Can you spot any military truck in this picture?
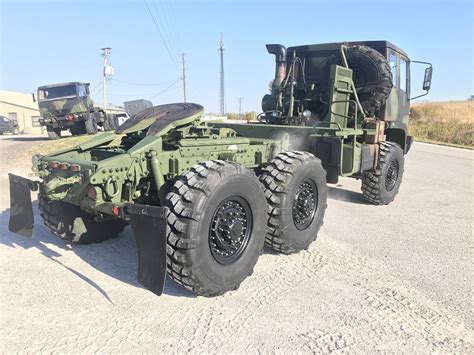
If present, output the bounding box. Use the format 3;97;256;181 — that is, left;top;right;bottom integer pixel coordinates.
9;41;431;297
35;82;117;139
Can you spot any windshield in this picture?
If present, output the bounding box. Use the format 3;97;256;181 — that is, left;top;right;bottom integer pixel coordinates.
38;84;77;101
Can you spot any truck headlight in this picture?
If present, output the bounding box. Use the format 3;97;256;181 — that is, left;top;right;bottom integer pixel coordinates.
303;109;312;118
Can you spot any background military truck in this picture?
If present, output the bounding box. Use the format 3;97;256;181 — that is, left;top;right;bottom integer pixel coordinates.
35;82;118;139
9;40;431;297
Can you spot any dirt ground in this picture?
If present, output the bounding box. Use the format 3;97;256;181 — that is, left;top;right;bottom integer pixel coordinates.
0;134;472;353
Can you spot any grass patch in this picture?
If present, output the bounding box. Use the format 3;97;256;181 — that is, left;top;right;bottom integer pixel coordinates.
409;101;474;147
21;135;92;161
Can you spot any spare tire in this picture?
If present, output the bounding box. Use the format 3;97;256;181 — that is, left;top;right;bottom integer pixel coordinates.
346;45;393;115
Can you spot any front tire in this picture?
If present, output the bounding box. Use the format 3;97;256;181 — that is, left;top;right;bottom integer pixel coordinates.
46;127;61;140
259;151;328;254
165;160;267;296
102;114;117;131
361;141;405;205
70;124;85;136
84;114;98;134
38;188;126;244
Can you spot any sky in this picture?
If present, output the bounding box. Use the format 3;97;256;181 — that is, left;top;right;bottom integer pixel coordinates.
0;0;473;114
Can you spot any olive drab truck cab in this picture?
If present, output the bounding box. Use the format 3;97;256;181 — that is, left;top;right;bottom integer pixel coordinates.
35;82;118;139
256;40;432;198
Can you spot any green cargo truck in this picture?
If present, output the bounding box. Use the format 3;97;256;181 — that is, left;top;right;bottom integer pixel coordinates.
36;82;117;139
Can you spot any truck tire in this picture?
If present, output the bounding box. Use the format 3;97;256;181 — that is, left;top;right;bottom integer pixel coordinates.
102;114;116;131
165;160;267;296
12;128;19;135
346;45;393;115
259;151;328;254
38;188;126;244
361;142;404;205
70;123;86;136
47;127;61;140
84;115;98;135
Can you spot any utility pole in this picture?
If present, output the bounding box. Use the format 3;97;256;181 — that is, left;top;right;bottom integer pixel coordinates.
218;33;225;115
181;53;187;103
238;97;243;120
101;47;112;114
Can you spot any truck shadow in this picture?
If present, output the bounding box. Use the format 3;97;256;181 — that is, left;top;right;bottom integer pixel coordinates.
0;203;196;301
327;186;369;205
5;136;49;142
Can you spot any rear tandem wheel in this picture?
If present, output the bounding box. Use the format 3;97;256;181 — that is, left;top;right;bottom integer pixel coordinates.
259;151;328;254
38;187;126;244
164;160;267;296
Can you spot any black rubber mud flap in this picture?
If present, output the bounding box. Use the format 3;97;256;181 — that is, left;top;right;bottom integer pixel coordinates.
8;173;38;238
127;204;168;296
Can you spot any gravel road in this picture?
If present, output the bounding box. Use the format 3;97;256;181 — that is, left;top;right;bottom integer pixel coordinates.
0;135;472;353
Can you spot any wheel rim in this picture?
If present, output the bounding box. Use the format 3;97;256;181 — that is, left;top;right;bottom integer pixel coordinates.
292;179;318;231
385;160;399;192
209;196;252;265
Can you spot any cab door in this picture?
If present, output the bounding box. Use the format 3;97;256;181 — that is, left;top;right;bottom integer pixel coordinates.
385;50;411;149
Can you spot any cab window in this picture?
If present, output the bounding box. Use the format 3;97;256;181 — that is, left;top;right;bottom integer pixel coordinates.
77;84;87;97
389;51;398;88
400;58;407;93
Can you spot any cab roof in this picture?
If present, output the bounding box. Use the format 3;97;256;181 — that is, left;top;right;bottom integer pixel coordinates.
38;82;90;90
289;40;409;59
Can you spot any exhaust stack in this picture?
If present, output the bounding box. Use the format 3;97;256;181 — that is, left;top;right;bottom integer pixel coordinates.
266;44;287;91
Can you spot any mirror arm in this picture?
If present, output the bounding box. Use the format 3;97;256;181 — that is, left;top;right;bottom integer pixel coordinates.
410;60;432;66
408;60;433;101
408;92;429;101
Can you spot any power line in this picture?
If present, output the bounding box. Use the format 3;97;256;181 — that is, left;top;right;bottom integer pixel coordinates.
90;81;102;92
155;85;182;101
151;0;179;60
111;78;178;86
143;0;180;73
162;0;179;53
92;85;103;100
154;0;179;59
149;79;181;99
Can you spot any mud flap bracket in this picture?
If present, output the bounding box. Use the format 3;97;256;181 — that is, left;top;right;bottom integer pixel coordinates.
126;203;168;296
8;173;38;238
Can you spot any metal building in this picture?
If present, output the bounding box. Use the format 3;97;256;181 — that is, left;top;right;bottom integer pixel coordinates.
0;91;43;134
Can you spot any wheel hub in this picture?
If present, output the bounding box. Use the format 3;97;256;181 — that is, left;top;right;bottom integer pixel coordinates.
292;180;318;230
209;197;252;264
385;160;399;192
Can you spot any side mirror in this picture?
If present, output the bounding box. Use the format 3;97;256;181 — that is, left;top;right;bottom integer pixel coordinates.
31;93;36;103
409;60;433;101
423;67;433;91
